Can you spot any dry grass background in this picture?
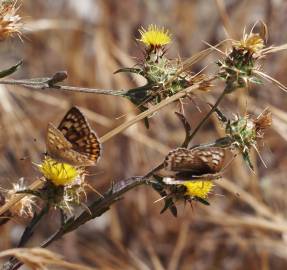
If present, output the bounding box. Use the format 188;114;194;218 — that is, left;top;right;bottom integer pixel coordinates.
1;0;287;269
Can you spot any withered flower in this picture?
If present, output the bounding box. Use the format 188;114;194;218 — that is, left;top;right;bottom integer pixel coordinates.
0;1;22;41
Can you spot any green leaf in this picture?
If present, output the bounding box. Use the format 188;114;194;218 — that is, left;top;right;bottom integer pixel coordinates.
243;151;254;171
0;60;23;78
144;117;150;129
114;67;144;76
160;198;177;217
152;183;177;217
213;136;234;148
194;196;210;205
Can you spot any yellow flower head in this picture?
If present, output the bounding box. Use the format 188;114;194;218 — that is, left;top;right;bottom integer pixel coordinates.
233;32;265;53
38;157;80;186
181;180;214;199
139;24;171;47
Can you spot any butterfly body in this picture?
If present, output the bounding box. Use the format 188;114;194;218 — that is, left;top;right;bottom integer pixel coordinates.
46;107;102;166
156;147;225;184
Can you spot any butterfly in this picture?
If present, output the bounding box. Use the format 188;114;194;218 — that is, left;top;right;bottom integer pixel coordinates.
46;106;102;166
156;146;225;184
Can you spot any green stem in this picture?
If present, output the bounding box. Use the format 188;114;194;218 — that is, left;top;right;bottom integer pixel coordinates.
187;87;227;145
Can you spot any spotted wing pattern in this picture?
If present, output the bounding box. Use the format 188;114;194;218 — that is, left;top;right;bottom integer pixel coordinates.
46;106;101;166
157;147;225;182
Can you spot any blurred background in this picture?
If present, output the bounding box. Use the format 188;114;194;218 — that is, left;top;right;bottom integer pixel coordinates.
1;0;287;269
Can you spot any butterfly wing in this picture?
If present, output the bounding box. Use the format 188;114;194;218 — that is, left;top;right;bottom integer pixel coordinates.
158;147;225;179
46;122;72;155
46;107;101;166
190;147;225;174
57;106;102;165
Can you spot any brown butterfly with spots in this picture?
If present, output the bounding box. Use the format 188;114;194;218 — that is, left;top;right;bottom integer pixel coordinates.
46;106;102;166
156;146;225;184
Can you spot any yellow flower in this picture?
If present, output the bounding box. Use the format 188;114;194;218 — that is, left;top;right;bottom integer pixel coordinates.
233;33;265;53
139;24;171;47
38;157;80;186
181;181;214;199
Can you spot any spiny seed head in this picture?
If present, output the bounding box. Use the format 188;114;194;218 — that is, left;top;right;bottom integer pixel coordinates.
226;115;257;150
226;109;272;151
217;25;268;91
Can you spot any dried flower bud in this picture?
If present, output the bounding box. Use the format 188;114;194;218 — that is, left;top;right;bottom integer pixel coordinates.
254;108;272;137
233;33;265;54
5;178;35;218
0;1;22;41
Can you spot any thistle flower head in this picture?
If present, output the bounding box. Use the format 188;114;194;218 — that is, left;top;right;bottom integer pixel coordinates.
0;0;22;41
38;157;81;186
223;108;272;170
233;32;265;54
217;23;269;92
182;180;214;199
139;24;171;48
226;108;272;150
155;178;215;215
36;157;90;214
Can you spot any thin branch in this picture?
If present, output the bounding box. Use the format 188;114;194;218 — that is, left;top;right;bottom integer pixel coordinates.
187;87;227;145
41;176;148;247
0;78;127;96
